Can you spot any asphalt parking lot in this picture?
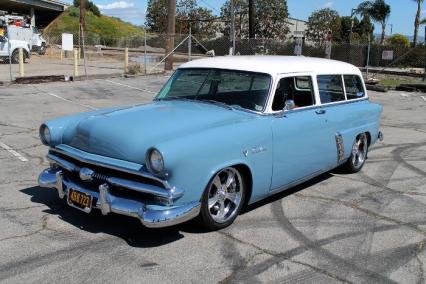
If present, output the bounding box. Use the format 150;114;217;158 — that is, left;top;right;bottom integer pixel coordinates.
0;76;425;283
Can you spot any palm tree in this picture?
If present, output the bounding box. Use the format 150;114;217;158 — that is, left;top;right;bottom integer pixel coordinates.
356;0;391;44
413;0;424;47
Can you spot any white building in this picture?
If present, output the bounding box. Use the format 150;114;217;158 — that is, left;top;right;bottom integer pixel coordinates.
286;17;308;40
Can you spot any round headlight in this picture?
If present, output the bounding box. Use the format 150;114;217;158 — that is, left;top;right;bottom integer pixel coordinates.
147;148;164;174
39;124;51;146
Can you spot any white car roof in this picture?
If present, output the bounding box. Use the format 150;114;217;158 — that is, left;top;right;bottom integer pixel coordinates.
179;56;362;77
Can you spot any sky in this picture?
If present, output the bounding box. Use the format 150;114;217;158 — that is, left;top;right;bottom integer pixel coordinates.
64;0;426;37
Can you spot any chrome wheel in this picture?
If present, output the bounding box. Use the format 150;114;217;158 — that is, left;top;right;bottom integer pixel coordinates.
207;167;243;224
351;134;368;169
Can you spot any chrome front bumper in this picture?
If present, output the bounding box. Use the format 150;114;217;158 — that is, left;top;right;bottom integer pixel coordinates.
38;168;201;228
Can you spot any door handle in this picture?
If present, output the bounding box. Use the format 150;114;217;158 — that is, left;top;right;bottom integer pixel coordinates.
315;109;326;115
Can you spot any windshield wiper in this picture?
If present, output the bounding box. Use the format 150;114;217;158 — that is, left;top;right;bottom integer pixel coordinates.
157;97;194;102
198;99;234;110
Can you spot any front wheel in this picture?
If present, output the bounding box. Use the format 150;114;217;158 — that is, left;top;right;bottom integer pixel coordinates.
38;44;46;55
341;133;369;173
199;167;246;230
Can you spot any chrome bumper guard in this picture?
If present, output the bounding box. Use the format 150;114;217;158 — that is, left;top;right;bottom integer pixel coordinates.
38;168;201;228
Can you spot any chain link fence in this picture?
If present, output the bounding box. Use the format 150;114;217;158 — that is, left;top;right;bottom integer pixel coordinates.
1;30;425;82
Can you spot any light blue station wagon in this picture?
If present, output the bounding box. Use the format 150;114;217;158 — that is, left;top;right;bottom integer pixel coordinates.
38;56;383;230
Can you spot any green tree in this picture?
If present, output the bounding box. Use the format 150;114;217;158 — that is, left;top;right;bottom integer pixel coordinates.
220;0;289;40
176;0;218;36
220;0;249;39
145;0;168;33
356;0;391;44
306;8;340;45
357;15;375;41
73;0;101;16
146;0;217;35
412;0;424;47
387;33;410;46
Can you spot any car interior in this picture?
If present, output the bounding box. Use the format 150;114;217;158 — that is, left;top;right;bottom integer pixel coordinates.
272;76;315;111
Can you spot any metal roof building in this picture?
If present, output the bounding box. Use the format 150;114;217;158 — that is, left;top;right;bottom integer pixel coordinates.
0;0;69;27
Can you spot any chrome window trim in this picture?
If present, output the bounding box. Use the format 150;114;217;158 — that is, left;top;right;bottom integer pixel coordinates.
268;97;369;117
266;72;319;114
343;74;367;101
316;73;368;107
49;146;171;189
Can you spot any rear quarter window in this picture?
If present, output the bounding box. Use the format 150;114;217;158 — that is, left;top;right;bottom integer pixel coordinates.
344;75;366;100
317;75;345;104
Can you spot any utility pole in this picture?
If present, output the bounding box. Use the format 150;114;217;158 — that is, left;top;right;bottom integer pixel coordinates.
165;0;176;71
80;0;85;30
248;0;255;39
80;0;88;78
230;0;236;55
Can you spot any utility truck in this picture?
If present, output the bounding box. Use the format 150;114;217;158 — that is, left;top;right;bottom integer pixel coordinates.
0;13;47;63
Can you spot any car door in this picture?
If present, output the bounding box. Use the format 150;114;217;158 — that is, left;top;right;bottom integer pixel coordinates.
270;73;336;191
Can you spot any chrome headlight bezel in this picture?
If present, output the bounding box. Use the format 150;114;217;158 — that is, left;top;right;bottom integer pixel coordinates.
39;124;51;146
146;148;165;174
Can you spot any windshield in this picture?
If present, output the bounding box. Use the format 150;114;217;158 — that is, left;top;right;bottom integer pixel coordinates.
156;68;272;112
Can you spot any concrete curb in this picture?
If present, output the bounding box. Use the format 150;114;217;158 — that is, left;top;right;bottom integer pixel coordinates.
1;71;167;86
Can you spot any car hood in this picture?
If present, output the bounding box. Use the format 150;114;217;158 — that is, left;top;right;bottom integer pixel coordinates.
63;101;255;164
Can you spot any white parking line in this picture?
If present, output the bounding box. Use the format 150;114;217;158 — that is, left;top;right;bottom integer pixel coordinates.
0;141;28;162
45;92;97;110
421;96;426;102
104;79;157;94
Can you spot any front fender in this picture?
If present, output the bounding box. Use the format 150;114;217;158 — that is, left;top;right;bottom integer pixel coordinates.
155;116;273;205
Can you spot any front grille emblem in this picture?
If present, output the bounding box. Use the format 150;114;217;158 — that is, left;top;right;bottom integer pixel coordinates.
79;167;94;181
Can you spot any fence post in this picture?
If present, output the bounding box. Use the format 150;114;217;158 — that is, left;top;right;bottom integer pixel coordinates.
60;48;64;61
73;48;79;77
144;29;147;74
19;48;24;77
366;35;371;79
423;26;426;81
188;26;192;62
124;47;129;73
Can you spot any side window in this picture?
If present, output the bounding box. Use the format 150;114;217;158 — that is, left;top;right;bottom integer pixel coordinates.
344;75;365;100
272;76;315;111
317;75;345;104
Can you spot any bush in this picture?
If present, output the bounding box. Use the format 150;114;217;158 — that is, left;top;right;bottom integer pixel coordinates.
387;34;410;47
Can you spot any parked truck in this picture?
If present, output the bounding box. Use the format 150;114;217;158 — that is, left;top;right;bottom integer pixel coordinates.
0;28;31;64
0;14;47;63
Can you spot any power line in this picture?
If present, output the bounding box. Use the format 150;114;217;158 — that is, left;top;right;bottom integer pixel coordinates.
199;0;221;15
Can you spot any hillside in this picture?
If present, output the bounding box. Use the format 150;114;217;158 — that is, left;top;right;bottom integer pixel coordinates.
44;6;145;44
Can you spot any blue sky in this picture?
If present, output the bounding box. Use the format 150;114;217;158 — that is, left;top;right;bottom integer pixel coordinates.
65;0;426;36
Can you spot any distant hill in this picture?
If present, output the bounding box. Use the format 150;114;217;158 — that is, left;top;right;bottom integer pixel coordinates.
374;33;425;43
44;6;145;44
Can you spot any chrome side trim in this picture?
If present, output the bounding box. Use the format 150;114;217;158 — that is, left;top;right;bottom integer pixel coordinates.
46;152;184;203
38;168;200;228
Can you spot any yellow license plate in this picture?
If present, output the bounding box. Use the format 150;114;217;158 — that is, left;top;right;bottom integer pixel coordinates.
68;188;92;212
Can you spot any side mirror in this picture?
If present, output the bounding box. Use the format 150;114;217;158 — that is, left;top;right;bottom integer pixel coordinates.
284;100;296;111
0;36;6;42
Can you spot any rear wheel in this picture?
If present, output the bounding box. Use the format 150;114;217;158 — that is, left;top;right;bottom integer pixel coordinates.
342;133;369;173
199;167;245;230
